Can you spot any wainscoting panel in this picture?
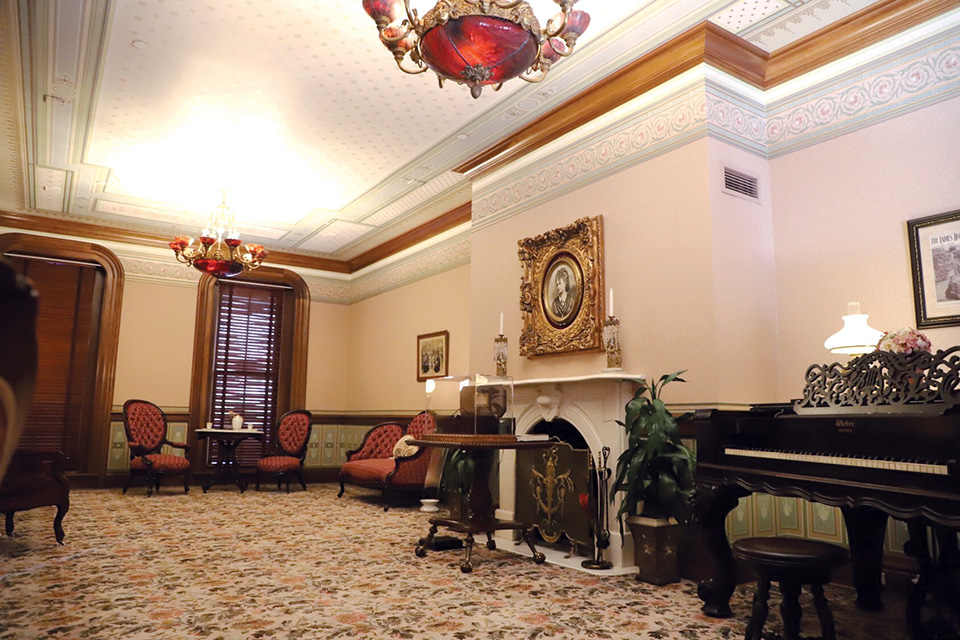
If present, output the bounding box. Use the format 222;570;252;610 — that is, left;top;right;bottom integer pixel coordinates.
106;418;189;472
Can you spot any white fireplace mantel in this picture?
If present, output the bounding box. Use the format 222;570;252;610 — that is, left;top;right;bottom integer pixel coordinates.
495;372;647;573
508;372;646;387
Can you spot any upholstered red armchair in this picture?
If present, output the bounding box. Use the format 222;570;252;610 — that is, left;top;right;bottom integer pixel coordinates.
338;411;437;511
255;410;312;492
122;399;191;496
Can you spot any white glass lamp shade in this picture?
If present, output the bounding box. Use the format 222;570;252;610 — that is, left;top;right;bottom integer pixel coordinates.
824;302;884;355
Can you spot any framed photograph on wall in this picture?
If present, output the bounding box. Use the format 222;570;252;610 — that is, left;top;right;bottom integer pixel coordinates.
908;209;960;328
417;330;449;381
518;216;604;356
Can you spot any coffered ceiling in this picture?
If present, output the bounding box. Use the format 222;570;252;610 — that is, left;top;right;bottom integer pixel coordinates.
0;0;884;266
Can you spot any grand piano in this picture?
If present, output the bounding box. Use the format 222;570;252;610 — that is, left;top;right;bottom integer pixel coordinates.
695;348;960;639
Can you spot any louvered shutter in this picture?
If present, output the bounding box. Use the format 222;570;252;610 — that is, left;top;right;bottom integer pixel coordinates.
6;255;101;470
207;281;287;466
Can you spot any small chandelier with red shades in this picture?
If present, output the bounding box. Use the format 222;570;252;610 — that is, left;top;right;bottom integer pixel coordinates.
169;193;267;278
363;0;590;99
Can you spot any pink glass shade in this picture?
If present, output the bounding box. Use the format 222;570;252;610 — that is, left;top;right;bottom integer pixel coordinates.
380;25;417;53
420;15;538;90
561;10;590;41
542;37;566;63
192;259;244;278
363;0;403;24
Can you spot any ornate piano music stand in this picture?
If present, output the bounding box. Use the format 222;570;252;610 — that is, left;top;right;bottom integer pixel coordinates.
695;349;960;640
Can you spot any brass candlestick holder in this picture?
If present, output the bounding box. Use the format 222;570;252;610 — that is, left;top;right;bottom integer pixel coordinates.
603;316;622;371
494;334;508;377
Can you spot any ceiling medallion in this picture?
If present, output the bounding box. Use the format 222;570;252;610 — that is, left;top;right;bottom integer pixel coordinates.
169;193;267;278
363;0;590;99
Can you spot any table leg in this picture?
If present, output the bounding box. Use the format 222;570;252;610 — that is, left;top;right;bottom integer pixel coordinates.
415;524;438;558
461;533;475;573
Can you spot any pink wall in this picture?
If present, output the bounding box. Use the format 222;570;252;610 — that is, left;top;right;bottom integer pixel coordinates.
771;96;960;398
345;264;471;412
305;300;349;412
470;138;780;405
114;279;197;406
707;138;780;404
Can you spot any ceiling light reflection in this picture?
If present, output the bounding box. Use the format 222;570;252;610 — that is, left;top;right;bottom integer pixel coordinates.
101;110;342;226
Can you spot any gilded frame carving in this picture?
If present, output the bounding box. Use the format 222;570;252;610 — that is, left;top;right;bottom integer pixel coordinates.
518;216;604;357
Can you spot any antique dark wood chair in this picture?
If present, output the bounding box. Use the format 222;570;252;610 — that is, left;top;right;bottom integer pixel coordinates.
255;409;312;492
122;399;191;496
0;450;69;544
338;411;437;511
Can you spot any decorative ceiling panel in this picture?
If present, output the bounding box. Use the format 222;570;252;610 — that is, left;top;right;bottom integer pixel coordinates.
715;0;886;52
300;220;377;254
2;0;904;266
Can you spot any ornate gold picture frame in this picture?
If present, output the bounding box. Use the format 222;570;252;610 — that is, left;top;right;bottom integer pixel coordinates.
518;216;604;357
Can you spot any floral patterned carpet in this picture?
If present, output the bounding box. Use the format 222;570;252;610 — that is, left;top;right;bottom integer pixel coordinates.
0;484;907;639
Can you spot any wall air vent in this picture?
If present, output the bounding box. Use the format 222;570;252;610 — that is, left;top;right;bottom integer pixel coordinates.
723;167;759;200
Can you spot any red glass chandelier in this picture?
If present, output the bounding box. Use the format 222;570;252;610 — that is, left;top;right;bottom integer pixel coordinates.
169;193;267;278
363;0;590;98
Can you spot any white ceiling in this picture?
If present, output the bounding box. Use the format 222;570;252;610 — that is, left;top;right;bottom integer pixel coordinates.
3;0;882;262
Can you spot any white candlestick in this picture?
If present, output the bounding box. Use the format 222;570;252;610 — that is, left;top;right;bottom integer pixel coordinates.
608;288;614;317
499;311;504;336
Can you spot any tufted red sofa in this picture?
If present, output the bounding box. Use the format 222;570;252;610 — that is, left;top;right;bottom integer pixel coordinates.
337;411;437;511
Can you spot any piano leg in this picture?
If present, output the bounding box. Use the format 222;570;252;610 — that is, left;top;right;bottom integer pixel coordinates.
842;506;888;612
696;482;745;618
904;522;960;640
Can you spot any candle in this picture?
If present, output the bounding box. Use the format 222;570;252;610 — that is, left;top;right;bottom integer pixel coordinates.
499;311;504;336
608;288;614;317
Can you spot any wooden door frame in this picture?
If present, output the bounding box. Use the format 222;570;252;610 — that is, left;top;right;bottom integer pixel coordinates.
0;232;124;485
187;267;310;471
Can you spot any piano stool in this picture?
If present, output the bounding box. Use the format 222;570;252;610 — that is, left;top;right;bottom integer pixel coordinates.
733;537;849;640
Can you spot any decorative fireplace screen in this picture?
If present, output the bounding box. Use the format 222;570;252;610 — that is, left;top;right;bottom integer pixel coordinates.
516;438;592;556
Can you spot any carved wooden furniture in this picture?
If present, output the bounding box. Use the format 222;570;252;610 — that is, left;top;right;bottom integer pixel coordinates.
122;399;191;496
0;257;38;486
695;349;960;640
255;410;312;492
0;450;70;544
337;411;437;511
733;537;848;640
196;428;264;493
411;434;551;573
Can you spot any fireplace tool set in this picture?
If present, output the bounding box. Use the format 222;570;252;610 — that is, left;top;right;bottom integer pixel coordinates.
581;446;612;570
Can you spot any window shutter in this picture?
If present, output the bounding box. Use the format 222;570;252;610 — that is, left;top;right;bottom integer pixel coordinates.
208;281;287;466
6;256;101;470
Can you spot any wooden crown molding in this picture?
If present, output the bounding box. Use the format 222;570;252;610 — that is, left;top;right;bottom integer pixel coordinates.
454;22;767;179
456;0;955;179
346;201;471;272
0;201;471;275
764;0;959;86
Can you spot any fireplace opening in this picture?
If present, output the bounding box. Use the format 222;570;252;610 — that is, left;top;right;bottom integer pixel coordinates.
516;419;593;558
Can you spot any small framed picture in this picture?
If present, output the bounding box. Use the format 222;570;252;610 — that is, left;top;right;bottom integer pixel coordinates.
417;330;449;381
908;210;960;328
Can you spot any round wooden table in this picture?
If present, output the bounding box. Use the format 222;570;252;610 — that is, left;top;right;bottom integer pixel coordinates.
196;428;264;493
409;434;553;573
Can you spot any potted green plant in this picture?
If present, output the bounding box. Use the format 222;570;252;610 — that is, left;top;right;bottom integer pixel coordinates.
612;371;696;584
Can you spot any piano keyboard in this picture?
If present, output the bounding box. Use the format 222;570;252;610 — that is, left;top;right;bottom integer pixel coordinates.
725;448;950;476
